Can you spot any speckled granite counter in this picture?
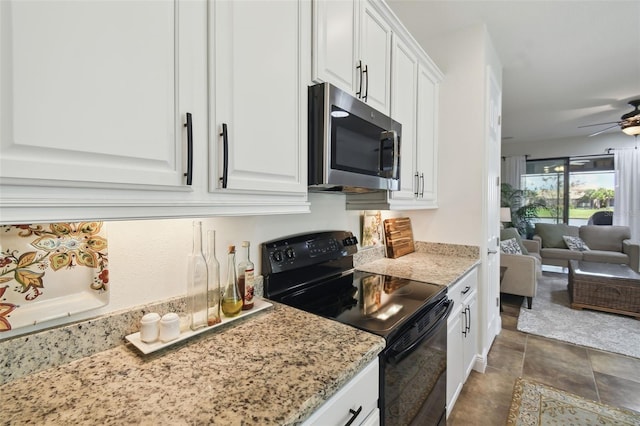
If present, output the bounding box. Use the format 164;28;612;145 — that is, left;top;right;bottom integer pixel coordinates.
1;302;385;425
355;242;480;287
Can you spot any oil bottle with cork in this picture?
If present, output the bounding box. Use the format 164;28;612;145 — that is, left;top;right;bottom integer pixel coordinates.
237;240;254;310
221;245;243;317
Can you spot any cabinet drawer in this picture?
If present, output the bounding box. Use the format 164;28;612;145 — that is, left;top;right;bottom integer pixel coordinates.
303;358;379;426
448;268;478;309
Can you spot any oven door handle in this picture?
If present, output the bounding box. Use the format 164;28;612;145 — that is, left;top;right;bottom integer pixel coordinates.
388;299;453;365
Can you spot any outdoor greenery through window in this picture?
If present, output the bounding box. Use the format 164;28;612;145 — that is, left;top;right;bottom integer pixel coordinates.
521;155;615;227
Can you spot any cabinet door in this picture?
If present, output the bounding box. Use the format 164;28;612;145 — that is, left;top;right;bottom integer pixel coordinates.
416;62;439;205
360;408;381;426
0;0;189;189
212;0;307;195
359;0;392;115
463;293;478;379
312;0;358;94
390;35;418;201
446;312;463;415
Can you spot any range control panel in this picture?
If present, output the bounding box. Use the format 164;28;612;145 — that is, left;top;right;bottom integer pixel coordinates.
261;231;358;275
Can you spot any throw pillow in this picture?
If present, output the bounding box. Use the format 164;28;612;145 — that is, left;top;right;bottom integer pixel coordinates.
563;235;590;251
500;238;522;255
500;227;529;255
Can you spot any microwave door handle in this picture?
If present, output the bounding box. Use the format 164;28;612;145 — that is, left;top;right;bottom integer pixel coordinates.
391;130;399;179
379;130;400;179
379;131;390;176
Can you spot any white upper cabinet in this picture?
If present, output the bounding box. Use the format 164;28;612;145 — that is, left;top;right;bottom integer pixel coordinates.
346;20;442;211
358;0;392;115
389;31;441;208
390;35;418;201
0;0;206;223
210;0;309;197
0;0;310;223
415;60;440;206
313;0;391;115
312;0;358;94
0;0;191;190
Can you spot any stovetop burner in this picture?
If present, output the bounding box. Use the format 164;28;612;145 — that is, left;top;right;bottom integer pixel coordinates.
279;270;446;339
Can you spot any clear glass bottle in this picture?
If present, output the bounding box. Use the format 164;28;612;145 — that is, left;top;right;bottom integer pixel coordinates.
205;229;221;326
221;245;243;317
237;240;255;310
187;221;208;330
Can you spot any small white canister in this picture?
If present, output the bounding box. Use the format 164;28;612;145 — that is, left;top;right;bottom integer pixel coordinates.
139;313;161;343
159;312;181;342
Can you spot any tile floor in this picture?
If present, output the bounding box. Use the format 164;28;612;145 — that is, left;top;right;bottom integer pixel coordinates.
447;286;640;425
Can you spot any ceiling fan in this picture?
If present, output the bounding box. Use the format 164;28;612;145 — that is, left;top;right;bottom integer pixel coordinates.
579;99;640;137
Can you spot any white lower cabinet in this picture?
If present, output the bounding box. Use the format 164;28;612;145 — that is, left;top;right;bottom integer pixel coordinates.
446;268;478;417
303;358;379;426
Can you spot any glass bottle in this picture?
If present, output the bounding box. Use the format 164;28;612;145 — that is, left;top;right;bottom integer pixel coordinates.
205;229;221;326
221;245;243;317
187;221;208;330
237;240;255;310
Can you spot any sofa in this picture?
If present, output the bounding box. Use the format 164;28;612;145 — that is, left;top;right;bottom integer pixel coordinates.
499;228;541;309
533;223;640;272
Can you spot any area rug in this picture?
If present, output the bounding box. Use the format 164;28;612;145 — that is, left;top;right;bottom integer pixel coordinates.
507;377;640;425
517;272;640;359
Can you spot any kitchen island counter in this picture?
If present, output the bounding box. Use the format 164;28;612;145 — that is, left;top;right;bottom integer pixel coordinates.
2;302;385;425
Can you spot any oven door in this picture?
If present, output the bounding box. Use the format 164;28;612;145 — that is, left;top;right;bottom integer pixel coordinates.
380;299;452;426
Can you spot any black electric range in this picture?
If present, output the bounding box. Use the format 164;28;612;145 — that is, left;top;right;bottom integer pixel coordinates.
262;230;452;426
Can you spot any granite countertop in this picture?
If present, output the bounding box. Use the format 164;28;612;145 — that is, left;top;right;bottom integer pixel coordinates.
356;251;480;287
1;302;385;425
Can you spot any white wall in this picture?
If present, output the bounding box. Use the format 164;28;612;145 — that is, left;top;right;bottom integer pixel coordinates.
1;193;363;339
108;192;364;308
406;24;492;247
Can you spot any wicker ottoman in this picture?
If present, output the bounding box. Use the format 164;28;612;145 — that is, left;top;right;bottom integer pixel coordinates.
568;260;640;319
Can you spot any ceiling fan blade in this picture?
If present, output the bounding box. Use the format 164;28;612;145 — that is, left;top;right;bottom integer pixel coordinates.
587;124;619;137
578;121;620;128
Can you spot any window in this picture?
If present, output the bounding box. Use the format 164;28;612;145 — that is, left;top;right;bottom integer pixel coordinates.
522;155;614;226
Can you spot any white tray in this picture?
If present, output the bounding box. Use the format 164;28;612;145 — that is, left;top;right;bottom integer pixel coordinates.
125;298;273;354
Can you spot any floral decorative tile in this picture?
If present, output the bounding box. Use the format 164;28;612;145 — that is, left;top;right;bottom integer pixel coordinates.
0;222;109;332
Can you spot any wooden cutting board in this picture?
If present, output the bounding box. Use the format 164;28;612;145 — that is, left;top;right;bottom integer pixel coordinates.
383;217;415;259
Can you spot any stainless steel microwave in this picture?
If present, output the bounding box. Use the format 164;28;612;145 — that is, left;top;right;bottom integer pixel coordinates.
308;82;401;193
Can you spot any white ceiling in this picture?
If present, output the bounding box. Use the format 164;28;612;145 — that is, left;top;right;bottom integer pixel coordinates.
385;0;640;145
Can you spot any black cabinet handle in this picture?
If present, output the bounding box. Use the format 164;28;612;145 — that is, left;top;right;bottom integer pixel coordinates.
461;286;471;295
219;123;228;189
356;60;363;98
363;64;369;102
344;406;363;426
462;307;467;337
420;173;425;197
184;112;193;186
414;172;419;197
